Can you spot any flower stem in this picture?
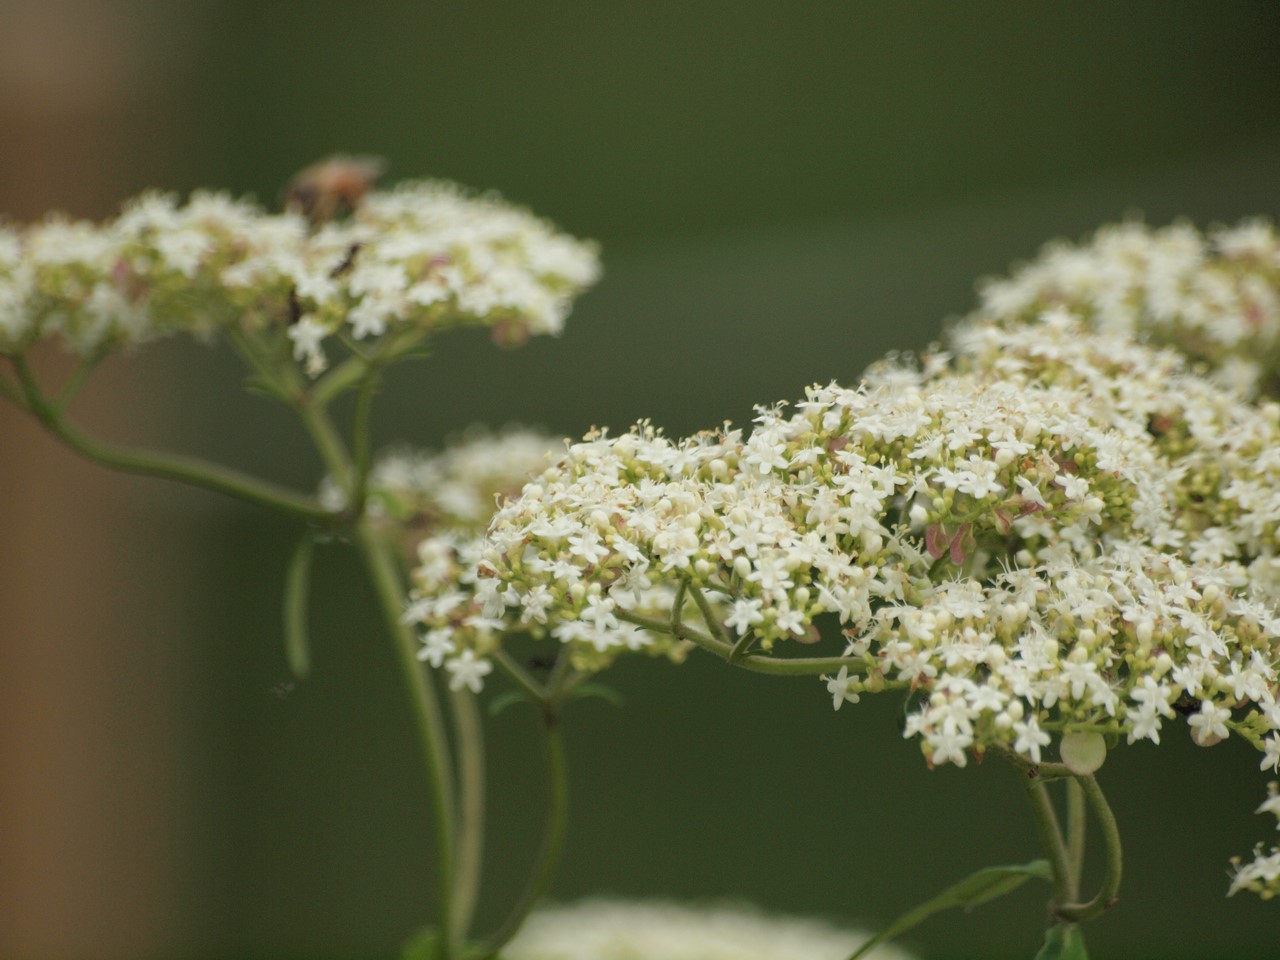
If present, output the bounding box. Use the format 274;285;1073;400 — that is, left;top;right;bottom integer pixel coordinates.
493;648;548;702
450;687;487;943
614;607;880;678
1022;775;1073;908
1065;778;1086;903
473;709;568;960
1055;774;1122;923
355;520;460;958
349;365;381;515
687;582;730;644
9;355;332;520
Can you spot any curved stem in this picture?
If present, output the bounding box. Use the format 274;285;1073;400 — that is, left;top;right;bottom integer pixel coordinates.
474;712;568;960
11;356;332;520
687;582;730;644
450;687;486;943
355;521;460;958
1024;778;1072;908
1055;774;1122;923
1065;778;1086;903
615;607;879;678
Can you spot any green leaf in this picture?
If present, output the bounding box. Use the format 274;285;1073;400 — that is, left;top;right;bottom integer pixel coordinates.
846;860;1052;960
488;689;533;717
400;927;441;960
1034;923;1089;960
569;682;625;708
283;533;315;680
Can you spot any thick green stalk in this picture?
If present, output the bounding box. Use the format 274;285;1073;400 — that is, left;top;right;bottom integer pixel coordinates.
1065;779;1086;903
1022;776;1072;908
349;367;381;515
292;394;355;493
355;521;460;958
450;687;486;942
288;376;462;956
473;713;568;960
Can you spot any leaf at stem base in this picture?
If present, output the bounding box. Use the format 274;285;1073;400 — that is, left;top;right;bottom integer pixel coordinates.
846;859;1052;960
1034;923;1089;960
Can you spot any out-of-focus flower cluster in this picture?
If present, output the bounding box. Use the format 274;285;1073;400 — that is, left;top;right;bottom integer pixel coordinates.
458;312;1280;784
398;428;696;693
503;900;917;960
973;219;1280;397
322;426;563;534
0;181;599;373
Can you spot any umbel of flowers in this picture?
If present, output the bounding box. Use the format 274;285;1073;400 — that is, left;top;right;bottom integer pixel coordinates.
0;164;599;375
409;307;1280;936
432;311;1280;767
7;154;1280;958
0;161;605;960
973;219;1280;397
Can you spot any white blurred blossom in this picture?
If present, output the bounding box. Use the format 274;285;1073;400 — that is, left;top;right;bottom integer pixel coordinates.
504;900;917;960
0;179;600;370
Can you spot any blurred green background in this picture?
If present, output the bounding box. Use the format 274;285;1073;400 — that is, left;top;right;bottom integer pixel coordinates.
3;2;1280;958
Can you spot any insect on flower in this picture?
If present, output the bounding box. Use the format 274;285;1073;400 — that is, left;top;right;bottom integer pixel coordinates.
284;154;386;224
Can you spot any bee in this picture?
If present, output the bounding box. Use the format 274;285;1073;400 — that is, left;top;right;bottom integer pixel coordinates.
284;154;386;225
270;680;296;700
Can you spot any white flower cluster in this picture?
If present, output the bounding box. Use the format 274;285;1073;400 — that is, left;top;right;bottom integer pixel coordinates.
504;900;916;960
322;426;563;532
974;219;1280;396
462;312;1280;781
399;428;696;693
1230;783;1280;899
0;180;599;372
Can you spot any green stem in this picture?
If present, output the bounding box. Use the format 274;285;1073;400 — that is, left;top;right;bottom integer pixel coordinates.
349;366;381;516
669;580;687;633
473;713;568;960
293;394;355;492
52;348;109;411
312;352;370;407
493;648;548;702
1055;774;1122;923
1022;776;1072;908
687;581;730;644
615;607;879;678
450;687;486;943
355;521;460;959
1065;779;1086;903
11;356;332;520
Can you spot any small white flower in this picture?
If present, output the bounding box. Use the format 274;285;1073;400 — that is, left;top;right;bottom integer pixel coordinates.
445;649;493;693
824;667;860;711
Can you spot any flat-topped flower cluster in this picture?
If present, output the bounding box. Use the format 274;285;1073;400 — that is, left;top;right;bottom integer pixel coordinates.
0;181;599;373
398;428;697;693
974;219;1280;396
412;311;1280;781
